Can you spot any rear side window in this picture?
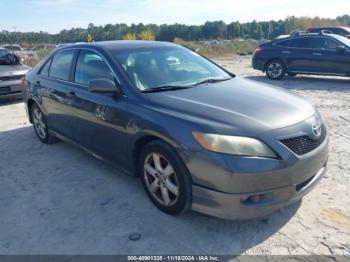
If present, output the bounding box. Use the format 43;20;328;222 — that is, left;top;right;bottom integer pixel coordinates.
289;37;312;48
275;40;291;47
74;50;114;86
310;37;326;49
49;50;75;81
39;59;51;76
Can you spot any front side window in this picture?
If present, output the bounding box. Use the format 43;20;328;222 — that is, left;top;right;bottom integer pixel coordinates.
114;46;231;91
74;50;115;86
49;50;75;81
332;35;350;47
323;38;339;49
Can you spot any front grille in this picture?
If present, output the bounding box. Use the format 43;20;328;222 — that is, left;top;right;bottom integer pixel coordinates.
280;126;326;156
0;86;11;94
0;75;24;81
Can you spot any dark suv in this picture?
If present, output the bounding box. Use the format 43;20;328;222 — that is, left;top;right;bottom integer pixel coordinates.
252;33;350;79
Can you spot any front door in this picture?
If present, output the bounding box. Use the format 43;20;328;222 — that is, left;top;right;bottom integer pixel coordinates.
68;49;130;168
316;37;350;75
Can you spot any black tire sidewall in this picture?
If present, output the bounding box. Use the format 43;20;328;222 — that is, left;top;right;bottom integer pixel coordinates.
266;60;286;80
31;104;50;144
139;140;192;215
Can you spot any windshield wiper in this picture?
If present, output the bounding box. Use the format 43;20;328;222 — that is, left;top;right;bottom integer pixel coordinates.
191;77;232;86
141;85;190;93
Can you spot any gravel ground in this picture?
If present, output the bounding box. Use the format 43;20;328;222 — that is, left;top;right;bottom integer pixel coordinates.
0;56;349;256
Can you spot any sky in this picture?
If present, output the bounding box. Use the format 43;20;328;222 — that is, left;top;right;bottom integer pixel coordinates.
1;0;349;33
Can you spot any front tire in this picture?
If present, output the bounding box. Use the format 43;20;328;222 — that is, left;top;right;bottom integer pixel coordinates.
31;104;58;144
139;140;192;215
265;60;286;80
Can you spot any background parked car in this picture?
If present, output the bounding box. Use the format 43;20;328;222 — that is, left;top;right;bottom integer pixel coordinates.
0;48;30;99
2;44;23;57
252;32;350;79
307;26;350;39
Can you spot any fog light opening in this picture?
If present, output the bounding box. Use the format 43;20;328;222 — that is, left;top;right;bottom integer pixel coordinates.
241;193;274;205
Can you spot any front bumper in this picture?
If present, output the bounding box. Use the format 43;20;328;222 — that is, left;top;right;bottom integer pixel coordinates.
191;164;326;219
186;116;329;219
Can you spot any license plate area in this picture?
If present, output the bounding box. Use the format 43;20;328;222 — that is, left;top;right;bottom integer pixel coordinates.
0;86;11;94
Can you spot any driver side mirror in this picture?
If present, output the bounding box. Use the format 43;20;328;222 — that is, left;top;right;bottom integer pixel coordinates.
88;79;122;95
336;45;346;54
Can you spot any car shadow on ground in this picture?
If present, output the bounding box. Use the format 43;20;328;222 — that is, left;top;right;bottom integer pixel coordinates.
0;126;301;255
0;97;23;106
245;75;350;91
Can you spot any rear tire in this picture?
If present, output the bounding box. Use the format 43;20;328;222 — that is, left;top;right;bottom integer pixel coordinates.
265;60;286;80
139;140;192;215
30;104;59;144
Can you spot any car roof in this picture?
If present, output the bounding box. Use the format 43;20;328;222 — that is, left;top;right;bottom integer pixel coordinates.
58;40;178;52
272;33;339;42
309;26;349;29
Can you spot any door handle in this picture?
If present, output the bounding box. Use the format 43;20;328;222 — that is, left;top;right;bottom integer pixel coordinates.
312;52;322;56
282;50;291;54
67;91;76;97
65;91;75;105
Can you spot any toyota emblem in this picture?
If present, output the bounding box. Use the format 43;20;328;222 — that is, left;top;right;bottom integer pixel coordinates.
312;122;322;139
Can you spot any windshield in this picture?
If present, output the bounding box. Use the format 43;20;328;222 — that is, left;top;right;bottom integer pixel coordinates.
113;46;232;91
333;35;350;47
0;49;10;59
0;49;12;65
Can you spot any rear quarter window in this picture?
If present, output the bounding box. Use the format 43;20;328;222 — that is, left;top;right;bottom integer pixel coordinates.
39;59;51;76
274;40;291;47
289;37;312;48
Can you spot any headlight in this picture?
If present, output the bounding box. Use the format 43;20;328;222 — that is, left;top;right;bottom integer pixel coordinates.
192;132;277;158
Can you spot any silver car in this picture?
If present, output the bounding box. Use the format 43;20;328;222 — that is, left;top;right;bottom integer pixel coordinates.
0;48;30;99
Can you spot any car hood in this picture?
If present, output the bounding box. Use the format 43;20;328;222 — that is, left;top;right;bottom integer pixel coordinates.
0;64;30;77
144;77;315;135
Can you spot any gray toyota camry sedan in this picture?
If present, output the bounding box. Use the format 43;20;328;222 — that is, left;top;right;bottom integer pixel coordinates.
23;41;328;219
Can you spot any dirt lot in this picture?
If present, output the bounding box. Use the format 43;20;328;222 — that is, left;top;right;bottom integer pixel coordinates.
0;56;349;256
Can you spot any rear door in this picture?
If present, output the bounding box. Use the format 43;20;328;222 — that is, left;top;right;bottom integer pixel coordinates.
68;49;130;168
38;49;76;139
286;37;321;72
275;37;317;72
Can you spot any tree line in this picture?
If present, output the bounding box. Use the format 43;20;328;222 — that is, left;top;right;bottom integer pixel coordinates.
1;15;349;45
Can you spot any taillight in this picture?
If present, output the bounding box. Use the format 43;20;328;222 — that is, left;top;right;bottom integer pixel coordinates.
254;47;264;54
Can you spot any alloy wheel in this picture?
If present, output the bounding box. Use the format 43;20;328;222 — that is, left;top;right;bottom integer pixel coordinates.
33;107;47;139
143;153;179;206
267;62;283;79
